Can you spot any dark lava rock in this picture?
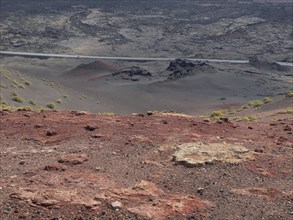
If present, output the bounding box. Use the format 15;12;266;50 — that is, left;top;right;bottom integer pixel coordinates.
166;59;214;80
84;125;97;131
220;117;229;122
255;148;264;153
46;131;57;136
249;56;288;71
112;67;152;81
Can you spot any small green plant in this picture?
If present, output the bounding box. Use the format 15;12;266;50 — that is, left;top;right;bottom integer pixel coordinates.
277;110;293;115
12;80;19;86
18;84;25;89
263;97;272;104
99;112;115;116
20;78;31;86
0;103;36;111
29;99;36;106
4;74;11;80
35;106;44;113
12;79;25;89
286;90;293;97
0;83;7;89
247;100;263;108
63;95;68;99
210;111;224;118
56;99;62;104
11;96;25;103
46;103;55;109
24;79;31;86
16;106;32;111
242;115;257;121
233;116;242;121
10;91;24;103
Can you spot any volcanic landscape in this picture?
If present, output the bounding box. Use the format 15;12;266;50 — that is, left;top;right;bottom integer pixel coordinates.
0;0;292;219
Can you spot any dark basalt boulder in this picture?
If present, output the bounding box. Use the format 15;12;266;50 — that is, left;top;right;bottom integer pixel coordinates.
167;59;214;80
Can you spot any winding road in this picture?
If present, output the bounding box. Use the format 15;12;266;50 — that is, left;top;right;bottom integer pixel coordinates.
0;51;292;66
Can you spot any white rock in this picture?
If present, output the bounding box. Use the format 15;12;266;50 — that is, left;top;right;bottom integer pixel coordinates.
111;201;122;209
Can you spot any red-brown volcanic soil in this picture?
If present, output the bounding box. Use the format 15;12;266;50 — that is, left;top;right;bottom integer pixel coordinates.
0;109;292;219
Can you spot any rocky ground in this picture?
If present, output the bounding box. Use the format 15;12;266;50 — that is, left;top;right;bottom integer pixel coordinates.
0;104;292;219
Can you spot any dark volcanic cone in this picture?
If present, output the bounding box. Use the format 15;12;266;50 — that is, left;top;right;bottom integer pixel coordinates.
166;59;215;80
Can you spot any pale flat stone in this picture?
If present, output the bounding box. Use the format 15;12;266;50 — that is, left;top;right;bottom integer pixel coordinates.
172;142;253;167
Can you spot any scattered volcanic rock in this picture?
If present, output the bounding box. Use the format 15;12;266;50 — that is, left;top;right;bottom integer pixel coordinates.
112;66;152;81
166;59;214;80
95;180;211;219
58;154;89;165
84;125;97;131
44;163;66;171
46;130;57;136
172;142;253;167
231;187;293;200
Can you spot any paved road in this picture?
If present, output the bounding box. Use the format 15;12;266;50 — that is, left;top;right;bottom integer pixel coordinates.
1;51;292;66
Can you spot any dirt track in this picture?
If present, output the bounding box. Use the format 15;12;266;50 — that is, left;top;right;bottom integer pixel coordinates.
0;109;292;219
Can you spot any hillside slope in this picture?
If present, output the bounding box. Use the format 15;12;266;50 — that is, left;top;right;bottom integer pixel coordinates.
0;107;292;219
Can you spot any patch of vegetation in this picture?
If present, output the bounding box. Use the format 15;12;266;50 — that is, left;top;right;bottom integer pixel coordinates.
247;100;263;108
277;110;293;115
46;103;55;109
12;80;26;89
0;83;7;89
0;100;44;112
286;90;293;98
56;99;62;104
16;106;32;111
11;96;24;103
18;84;25;89
242;115;258;121
210;111;224;119
29;99;37;106
12;80;19;85
20;78;31;86
63;95;68;99
98;112;115;116
232;116;242;121
35;106;44;113
263;97;272;104
11;96;25;103
11;91;25;103
4;74;11;80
